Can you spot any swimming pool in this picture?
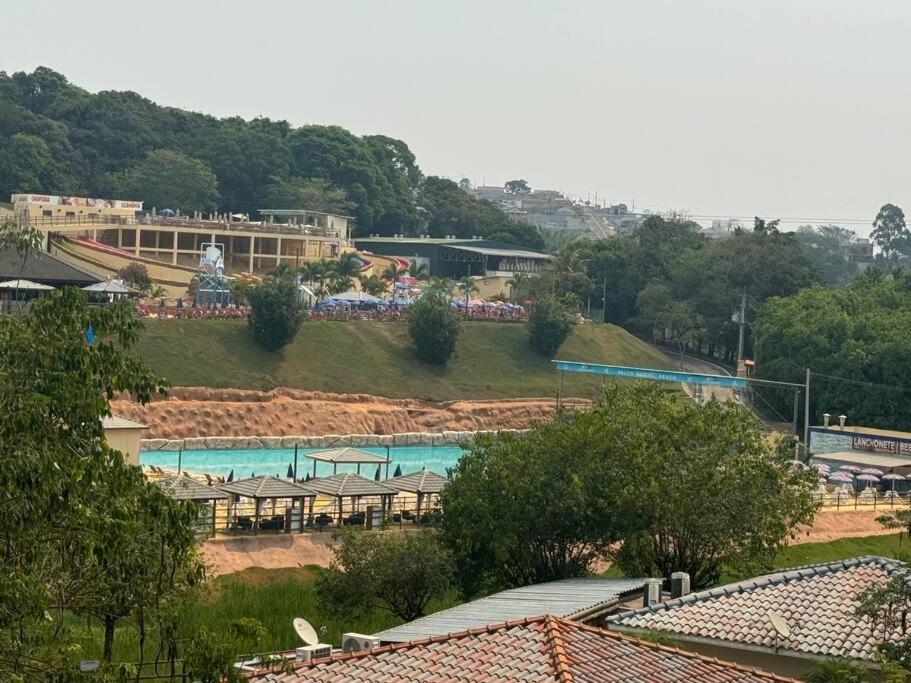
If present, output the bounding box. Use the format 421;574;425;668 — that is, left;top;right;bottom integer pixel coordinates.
140;445;466;478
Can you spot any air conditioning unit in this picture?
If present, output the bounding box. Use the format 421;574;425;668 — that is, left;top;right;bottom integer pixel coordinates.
342;633;381;653
296;644;333;662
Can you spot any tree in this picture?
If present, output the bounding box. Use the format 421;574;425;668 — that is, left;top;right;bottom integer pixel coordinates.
316;529;453;622
260;176;352;215
527;294;576;356
359;275;386;297
184;618;267;683
872;204;909;267
0;240;205;678
408;288;461;364
803;659;871;683
856;569;911;674
118;261;153;293
455;276;478;308
247;271;305;351
0;132;53;192
408;260;429;279
794;225;859;286
458;177;472;191
504;179;531;195
108;149;219;212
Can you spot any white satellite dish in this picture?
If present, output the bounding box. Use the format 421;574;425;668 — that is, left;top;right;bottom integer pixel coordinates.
768;611;791;640
294;617;319;646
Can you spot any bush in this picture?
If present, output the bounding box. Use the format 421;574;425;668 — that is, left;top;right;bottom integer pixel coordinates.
316;528;453;622
408;289;461;364
118;262;153;294
247;274;305;351
527;294;576;356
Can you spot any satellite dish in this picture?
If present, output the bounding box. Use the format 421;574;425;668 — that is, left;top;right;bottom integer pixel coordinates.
768;611;791;640
294;617;319;646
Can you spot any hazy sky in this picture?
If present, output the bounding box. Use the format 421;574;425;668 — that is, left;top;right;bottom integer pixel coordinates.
5;0;911;235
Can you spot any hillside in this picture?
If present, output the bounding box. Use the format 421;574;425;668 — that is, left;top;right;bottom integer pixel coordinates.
135;320;672;400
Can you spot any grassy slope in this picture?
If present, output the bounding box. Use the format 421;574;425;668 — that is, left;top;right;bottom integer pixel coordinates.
135;320;673;399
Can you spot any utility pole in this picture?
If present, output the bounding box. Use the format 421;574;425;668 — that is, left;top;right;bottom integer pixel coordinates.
602;276;607;323
736;292;746;372
802;368;811;459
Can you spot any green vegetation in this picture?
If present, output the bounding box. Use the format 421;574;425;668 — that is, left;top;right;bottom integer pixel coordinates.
247;271;305;351
754;272;911;430
527;294;578;357
441;384;816;595
134;320;673;398
0;67;542;248
408;288;462;365
770;533;905;570
317;529;453;622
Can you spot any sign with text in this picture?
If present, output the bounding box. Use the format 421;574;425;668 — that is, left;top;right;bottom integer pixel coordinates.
852;434;911;456
11;194;142;210
553;361;748;389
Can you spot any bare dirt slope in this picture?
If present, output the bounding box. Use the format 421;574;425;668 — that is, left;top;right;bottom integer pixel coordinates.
112;387;565;440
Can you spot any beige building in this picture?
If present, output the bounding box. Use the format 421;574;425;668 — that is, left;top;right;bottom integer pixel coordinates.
102;415;148;467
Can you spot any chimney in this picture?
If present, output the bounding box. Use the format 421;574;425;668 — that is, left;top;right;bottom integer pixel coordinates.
642;578;663;607
671;572;690;599
838;414;847;428
822;413;831;428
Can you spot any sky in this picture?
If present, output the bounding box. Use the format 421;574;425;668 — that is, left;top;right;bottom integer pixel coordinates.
5;0;911;235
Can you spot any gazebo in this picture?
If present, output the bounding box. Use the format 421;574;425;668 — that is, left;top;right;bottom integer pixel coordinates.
83;279;139;301
385;470;449;521
217;475;315;534
305;447;390;478
155;475;229;536
300;472;398;527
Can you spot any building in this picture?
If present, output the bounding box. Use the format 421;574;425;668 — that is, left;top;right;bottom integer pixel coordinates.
373;577;648;643
12;194;354;294
354;237;554;279
102;415;148;467
0;244;101;288
809;421;911;473
607;556;901;678
247;615;796;682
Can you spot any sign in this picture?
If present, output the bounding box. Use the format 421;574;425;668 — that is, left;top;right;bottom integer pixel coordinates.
553;360;748;389
852;434;911;456
11;193;142;210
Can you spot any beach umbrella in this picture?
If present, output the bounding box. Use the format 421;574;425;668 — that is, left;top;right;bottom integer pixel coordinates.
861;468;884;476
305;472;311;481
856;473;880;482
818;477;828;485
393;464;402;478
838;464;862;472
786;460;808;470
375;466;381;482
828;471;854;483
226;469;234;483
883;473;905;493
251;471;255;477
287;463;294;479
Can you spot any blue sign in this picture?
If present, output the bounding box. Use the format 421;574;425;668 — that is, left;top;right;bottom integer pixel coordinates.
553;360;748;389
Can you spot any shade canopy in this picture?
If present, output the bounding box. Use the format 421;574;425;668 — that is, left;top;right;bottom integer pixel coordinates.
156;475;229;501
828;472;854;483
882;473;906;481
860;468;884;476
384;470;449;495
0;278;54;291
217;475;315;499
82;279;137;294
839;464;862;472
300;472;398;498
819;451;911;470
305;447;389;465
856;474;881;482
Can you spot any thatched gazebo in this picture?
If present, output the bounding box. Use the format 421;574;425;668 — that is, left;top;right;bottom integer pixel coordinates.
300;472;398;527
155;475;230;536
384;470;448;521
217;475;315;533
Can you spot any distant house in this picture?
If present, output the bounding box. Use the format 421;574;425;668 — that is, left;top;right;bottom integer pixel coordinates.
102;415;148;467
607;556;903;678
247;615;796;682
0;244;101;288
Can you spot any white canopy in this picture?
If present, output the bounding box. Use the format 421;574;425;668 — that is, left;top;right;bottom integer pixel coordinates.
0;279;54;291
82;279;137;294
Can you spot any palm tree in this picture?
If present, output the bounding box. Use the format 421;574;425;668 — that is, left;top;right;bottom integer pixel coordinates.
803;658;869;683
299;261;317;285
408;260;429;280
335;253;361;279
359;275;385;297
506;272;528;302
330;275;353;294
382;261;409;297
456;276;479;310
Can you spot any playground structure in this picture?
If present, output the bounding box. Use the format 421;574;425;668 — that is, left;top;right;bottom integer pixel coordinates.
193;243;232;308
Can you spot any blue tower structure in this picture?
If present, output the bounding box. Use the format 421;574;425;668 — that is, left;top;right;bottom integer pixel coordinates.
193;243;232;308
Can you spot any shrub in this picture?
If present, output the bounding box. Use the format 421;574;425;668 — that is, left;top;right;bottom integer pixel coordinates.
527;294;576;356
118;262;153;294
247;273;305;351
408;288;461;364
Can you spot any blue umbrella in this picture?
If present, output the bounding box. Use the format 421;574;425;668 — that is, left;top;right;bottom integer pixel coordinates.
226;469;234;482
287;463;294;479
393;464;402;477
375;466;381;482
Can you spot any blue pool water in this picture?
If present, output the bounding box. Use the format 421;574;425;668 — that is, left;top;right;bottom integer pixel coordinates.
140;445;466;478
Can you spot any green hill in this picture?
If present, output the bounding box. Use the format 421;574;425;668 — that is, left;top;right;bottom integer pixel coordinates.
135;320;673;400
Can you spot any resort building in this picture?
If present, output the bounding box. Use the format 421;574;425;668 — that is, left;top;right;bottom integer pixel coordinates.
606;555;901;678
809;420;911;473
101;415;148;467
247;615;795;682
11;193;355;294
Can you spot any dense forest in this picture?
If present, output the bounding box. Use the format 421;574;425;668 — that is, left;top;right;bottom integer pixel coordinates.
0;67;543;249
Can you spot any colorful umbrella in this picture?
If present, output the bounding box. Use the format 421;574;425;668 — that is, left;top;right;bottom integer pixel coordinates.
838;465;862;472
882;473;906;481
856;473;880;482
828;471;854;483
860;468;884;476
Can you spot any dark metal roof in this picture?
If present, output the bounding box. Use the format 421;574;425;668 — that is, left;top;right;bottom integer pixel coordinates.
300;472;398;498
0;246;102;286
305;447;389;465
217;475;315;499
373;578;649;643
385;470;449;494
156;475;229;501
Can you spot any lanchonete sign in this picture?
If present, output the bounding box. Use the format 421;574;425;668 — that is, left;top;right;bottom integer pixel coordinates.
11;194;142;210
852;434;911;456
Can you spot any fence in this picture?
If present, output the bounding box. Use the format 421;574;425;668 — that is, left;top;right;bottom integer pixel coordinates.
812;488;911;510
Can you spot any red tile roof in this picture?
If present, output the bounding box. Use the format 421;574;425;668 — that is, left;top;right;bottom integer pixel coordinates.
247;615;796;682
607;556;903;661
